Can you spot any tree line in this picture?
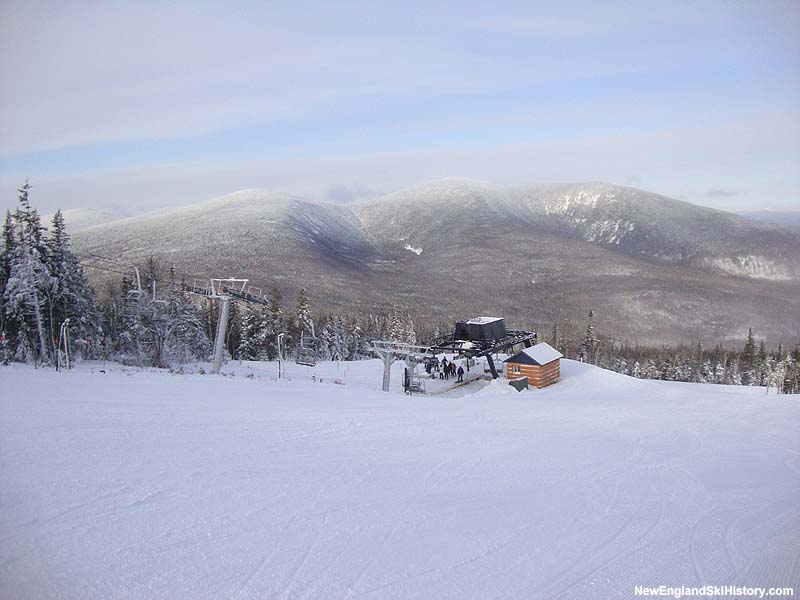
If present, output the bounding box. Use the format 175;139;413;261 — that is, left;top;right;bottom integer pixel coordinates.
551;310;800;394
2;184;798;393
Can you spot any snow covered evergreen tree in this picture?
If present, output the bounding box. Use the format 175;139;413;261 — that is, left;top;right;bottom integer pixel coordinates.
333;315;348;361
756;340;768;386
741;328;757;385
644;359;660;380
631;360;642;378
388;309;404;342
259;285;287;360
404;314;416;345
783;344;800;394
165;277;210;364
0;211;14;345
3;183;52;363
45;210;101;358
612;355;629;376
347;317;368;359
237;307;260;360
119;263;209;367
698;359;712;384
290;287;314;357
713;360;726;385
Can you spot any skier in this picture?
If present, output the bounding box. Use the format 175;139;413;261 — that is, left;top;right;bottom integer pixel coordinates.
457;365;464;382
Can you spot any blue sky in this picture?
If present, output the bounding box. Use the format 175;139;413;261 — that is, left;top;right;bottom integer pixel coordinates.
1;1;798;213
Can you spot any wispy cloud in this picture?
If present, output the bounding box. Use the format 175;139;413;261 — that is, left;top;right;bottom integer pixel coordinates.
3;108;797;213
0;1;798;212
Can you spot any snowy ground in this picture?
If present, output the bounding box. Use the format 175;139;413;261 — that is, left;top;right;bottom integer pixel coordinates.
1;359;798;599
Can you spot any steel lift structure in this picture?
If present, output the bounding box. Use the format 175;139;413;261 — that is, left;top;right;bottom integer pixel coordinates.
184;278;268;374
429;317;537;379
371;317;537;393
370;340;432;393
78;255;276;375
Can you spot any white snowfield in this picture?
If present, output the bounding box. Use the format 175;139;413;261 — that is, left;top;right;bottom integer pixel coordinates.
1;359;798;599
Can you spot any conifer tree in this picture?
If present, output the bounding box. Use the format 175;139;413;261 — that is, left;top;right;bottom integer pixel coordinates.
318;314;335;361
631;360;642;378
757;339;768;386
46;210;101;359
404;314;416;345
165;279;210;364
0;211;15;345
713;360;727;385
784;344;800;394
260;285;287;359
237;307;260;360
4;182;51;363
294;288;313;351
579;310;596;363
389;308;404;342
741;328;757;385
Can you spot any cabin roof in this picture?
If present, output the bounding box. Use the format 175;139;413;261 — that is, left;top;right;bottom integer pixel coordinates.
503;342;563;366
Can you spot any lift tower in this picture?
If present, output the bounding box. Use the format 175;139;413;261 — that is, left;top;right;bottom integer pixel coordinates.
185;278;269;374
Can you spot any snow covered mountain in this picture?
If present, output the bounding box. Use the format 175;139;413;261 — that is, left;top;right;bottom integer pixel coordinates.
357;179;800;281
72;180;800;344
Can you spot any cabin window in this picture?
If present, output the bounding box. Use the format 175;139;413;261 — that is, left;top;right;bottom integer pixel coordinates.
513;365;520;374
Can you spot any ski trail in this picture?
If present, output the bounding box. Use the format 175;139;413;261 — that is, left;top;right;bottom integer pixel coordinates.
345;521;401;598
276;538;319;599
233;553;272;600
536;465;667;598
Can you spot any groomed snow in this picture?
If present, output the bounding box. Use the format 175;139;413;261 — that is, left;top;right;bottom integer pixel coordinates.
1;360;798;599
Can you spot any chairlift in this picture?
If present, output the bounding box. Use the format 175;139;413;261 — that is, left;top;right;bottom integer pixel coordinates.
295;326;319;367
124;267;145;302
296;346;318;367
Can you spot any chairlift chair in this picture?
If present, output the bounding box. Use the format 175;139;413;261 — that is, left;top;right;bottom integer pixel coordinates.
296;329;320;367
296;346;318;367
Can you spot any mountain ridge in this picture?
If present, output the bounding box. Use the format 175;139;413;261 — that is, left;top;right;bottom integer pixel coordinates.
71;180;800;344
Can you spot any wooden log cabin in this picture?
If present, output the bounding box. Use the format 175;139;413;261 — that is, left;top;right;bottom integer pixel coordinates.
503;342;563;389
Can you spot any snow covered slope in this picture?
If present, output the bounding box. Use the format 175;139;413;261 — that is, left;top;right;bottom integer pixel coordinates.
355;179;800;281
1;360;798;599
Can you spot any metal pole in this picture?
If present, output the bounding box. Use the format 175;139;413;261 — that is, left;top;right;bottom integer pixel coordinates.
485;354;499;379
211;297;231;374
56;323;61;371
277;333;285;379
382;352;393;392
64;320;70;371
405;356;417;394
56;319;70;371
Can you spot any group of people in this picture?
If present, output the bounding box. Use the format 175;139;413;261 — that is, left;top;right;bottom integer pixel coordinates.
424;356;465;383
